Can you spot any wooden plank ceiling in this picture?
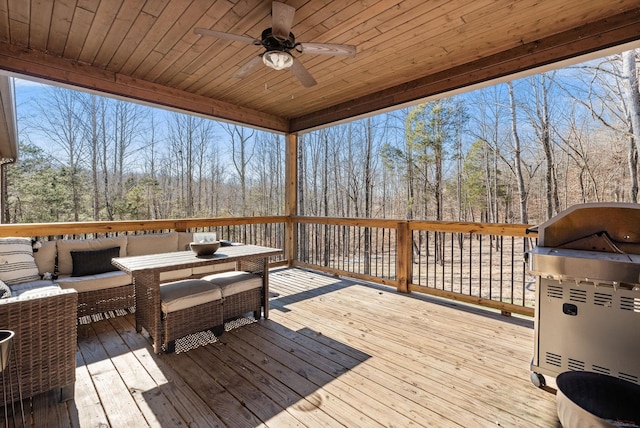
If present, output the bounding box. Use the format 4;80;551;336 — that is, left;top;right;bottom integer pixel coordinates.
0;0;639;134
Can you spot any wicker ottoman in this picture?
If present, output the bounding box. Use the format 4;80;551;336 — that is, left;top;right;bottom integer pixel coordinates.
160;279;224;353
202;271;263;321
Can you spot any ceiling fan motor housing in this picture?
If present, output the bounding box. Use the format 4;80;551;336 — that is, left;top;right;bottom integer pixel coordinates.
261;28;296;52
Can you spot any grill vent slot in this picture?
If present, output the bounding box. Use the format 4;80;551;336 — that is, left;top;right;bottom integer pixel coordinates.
620;296;640;312
545;352;562;367
593;292;613;308
619;372;639;384
567;358;585;371
592;365;611;375
547;285;563;299
569;289;587;303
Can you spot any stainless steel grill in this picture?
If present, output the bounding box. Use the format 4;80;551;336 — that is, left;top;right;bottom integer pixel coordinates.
527;203;640;388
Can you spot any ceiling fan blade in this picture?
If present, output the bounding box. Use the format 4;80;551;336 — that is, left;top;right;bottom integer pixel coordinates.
291;58;317;87
194;28;258;45
233;55;264;78
271;2;296;41
298;42;356;57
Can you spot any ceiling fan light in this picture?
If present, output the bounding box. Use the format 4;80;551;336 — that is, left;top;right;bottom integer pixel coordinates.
263;50;293;70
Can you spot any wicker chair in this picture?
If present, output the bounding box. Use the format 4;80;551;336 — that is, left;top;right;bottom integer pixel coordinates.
0;289;77;403
202;270;263;321
159;279;224;353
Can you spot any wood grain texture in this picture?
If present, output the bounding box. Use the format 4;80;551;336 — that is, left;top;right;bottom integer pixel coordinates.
2;268;558;427
0;0;637;132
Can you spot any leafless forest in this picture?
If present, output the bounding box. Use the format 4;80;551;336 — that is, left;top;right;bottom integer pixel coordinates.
8;49;640;227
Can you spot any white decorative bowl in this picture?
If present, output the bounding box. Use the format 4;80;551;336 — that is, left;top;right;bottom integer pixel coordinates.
189;241;220;256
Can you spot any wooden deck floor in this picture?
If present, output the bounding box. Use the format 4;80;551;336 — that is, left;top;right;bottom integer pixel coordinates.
3;268;559;427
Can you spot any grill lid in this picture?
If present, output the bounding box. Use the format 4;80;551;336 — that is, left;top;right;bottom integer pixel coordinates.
529;203;640;286
536;202;640;253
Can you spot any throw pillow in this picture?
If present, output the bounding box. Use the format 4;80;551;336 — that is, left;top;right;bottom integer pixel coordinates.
0;237;41;285
57;235;127;276
0;279;11;298
71;246;121;277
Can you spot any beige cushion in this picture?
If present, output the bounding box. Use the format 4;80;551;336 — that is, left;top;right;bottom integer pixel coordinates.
127;232;179;257
160;279;222;313
191;261;236;276
159;268;193;282
177;232;193;251
0;237;41;285
202;271;262;297
57;236;127;276
33;240;57;275
56;270;132;293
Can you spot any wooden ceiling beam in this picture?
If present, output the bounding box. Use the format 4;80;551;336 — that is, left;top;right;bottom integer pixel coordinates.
0;42;290;133
290;8;640;133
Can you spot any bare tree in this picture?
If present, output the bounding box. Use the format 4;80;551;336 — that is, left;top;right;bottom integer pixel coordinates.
223;124;255;216
32;87;86;221
508;81;529;223
559;50;639;204
168;114;212;217
622;50;640;202
527;73;560;219
78;94;106;220
112;100;145;203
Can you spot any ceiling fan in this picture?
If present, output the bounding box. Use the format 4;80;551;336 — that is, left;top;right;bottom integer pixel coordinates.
194;1;356;87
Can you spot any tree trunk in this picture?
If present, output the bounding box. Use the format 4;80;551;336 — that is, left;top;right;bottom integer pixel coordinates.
363;118;374;275
297;135;306;260
623;50;640;203
508;81;528;223
322;131;330;266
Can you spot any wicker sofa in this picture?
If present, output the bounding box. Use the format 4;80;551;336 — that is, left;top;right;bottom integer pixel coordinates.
32;232;235;318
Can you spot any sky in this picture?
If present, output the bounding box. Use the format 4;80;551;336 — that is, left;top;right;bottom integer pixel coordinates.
8;47;631;167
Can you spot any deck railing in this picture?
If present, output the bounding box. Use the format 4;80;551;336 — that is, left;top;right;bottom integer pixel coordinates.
292;217;537;316
0;216;538;316
294;217;399;287
409;221;537;316
0;217;289;264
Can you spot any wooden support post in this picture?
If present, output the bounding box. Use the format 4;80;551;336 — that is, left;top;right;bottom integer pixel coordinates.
285;133;298;267
396;221;411;293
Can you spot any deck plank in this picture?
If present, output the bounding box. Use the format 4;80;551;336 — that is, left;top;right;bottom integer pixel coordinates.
185;346;304;428
4;268;560;427
73;349;110;427
76;321;150;427
199;332;342;427
210;325;382;428
269;269;558;426
90;316;187;427
161;350;266;428
108;314;229;428
240;322;457;427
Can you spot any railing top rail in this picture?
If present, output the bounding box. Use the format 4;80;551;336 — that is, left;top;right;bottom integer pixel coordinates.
409;220;538;237
293;216;404;228
0;216;288;237
294;216;538;237
0;215;538;239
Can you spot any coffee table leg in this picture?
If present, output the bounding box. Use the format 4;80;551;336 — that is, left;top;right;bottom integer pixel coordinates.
262;256;269;319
